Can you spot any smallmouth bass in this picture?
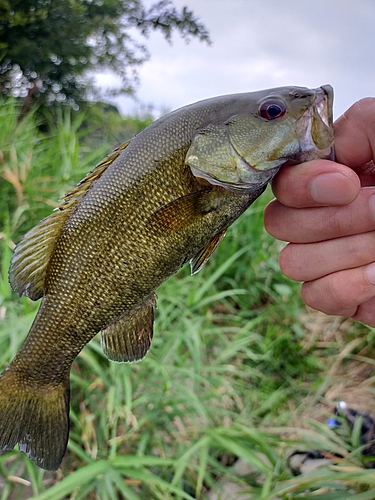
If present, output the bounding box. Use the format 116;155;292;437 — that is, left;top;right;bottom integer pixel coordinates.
0;86;334;470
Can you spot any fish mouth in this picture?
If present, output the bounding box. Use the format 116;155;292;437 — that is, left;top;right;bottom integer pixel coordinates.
316;85;334;129
296;85;335;162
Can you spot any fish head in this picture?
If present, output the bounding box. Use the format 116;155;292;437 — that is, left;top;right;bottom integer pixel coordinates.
186;85;334;192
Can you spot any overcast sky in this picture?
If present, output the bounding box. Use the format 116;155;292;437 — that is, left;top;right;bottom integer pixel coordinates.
97;0;375;120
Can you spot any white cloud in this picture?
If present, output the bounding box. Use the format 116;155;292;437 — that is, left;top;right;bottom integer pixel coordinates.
96;0;375;119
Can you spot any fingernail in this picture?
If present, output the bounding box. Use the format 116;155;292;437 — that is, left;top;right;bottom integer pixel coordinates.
311;173;355;204
365;262;375;285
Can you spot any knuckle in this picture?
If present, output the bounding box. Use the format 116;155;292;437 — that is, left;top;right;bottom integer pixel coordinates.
321;204;358;237
351;98;375;120
343;234;366;266
301;270;361;313
326;271;356;309
279;244;305;280
326;207;350;235
300;281;319;310
353;300;375;326
263;201;277;233
342;98;375;131
347;232;375;264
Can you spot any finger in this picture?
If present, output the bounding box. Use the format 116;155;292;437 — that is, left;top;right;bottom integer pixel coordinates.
279;231;375;282
301;262;375;316
353;296;375;327
352;163;375;188
335;98;375;168
264;187;375;243
271;160;360;208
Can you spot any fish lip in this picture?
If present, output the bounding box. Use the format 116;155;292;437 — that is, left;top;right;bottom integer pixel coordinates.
295;85;335;161
316;85;334;128
319;85;336;160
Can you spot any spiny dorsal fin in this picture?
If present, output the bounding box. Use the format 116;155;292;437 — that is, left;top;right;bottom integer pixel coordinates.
101;294;156;363
59;140;130;210
9;140;131;300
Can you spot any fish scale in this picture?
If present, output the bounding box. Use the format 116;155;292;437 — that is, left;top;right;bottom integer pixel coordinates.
0;85;334;470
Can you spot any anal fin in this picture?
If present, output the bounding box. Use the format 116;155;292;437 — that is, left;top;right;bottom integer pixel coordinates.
101;294;156;363
190;229;226;274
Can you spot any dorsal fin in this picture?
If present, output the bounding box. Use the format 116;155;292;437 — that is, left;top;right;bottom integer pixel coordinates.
59;141;130;210
9;210;70;300
9;140;131;300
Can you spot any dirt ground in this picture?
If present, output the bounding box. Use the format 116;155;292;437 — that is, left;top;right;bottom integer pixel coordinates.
299;308;375;418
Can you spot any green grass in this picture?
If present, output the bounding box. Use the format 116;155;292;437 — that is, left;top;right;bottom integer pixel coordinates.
0;98;375;499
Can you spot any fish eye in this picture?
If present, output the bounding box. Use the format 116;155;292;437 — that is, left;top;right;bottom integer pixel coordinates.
259;100;286;120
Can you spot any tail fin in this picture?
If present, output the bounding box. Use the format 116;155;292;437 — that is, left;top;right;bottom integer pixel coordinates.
0;367;70;470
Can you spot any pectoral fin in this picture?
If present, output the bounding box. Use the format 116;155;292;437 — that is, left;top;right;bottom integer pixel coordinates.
147;187;222;232
190;229;226;274
101;294;156;363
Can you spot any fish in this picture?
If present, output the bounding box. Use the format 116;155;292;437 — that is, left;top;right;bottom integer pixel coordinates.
0;85;334;470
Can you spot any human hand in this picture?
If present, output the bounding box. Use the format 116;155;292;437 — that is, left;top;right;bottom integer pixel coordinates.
264;98;375;326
